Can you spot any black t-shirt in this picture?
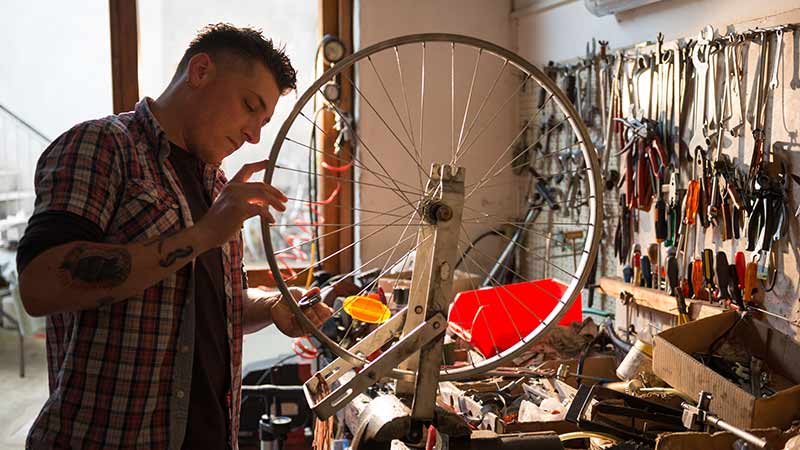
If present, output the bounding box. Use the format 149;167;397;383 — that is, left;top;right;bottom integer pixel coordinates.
168;143;231;450
17;143;232;449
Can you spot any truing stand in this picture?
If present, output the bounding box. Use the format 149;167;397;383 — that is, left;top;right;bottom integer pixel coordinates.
303;163;465;435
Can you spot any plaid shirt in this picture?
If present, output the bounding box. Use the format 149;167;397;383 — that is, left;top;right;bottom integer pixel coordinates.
26;99;246;449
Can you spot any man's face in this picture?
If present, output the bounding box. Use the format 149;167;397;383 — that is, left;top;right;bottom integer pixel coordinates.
184;54;282;165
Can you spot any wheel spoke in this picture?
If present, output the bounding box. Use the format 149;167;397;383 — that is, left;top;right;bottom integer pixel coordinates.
464;121;532;200
323;96;418;210
394;46;419;158
284;136;423;194
451;42;456;163
458;223;580;282
454;59;508;157
457;244;549;329
275;163;423;197
456;247;509;357
366;55;417;154
418;42;426;192
340;72;428;181
285;196;415;219
455;48;483;165
466;139;585;201
273;203;413;256
285;212;421;283
454;73;531;164
458;235;570;308
322;232;430;323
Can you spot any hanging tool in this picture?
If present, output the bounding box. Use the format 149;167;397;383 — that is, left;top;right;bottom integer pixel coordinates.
735;252;746;291
715;252;731;306
647;243;659;290
701;249;716;300
654;198;667;290
744;260;759;304
748;31;771;182
641;255;652;288
667;256;690;324
727;263;745;312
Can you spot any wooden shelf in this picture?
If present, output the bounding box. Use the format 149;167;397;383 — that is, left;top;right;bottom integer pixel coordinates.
599;276;726;320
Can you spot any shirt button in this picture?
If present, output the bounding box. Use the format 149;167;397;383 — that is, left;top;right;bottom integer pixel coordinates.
181;345;190;353
176;389;185;399
227;322;233;335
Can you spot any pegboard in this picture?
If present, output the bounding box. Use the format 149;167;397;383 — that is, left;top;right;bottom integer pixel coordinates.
517;11;800;343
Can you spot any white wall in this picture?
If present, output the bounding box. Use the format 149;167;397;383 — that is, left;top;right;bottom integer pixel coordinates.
356;0;520;273
516;0;800;65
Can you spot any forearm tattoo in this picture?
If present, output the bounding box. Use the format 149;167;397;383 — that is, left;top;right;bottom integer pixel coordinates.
143;233;193;267
60;244;132;288
159;246;193;267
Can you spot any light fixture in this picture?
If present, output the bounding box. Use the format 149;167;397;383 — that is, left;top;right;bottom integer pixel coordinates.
321;34;346;64
584;0;664;17
321;81;341;103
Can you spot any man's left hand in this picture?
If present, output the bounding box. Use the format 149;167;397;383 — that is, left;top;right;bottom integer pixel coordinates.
271;287;333;338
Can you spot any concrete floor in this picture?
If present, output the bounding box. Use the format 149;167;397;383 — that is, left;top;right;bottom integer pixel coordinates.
0;324;294;450
0;330;48;450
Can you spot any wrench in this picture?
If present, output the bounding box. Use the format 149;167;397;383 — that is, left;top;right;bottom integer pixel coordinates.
748;31;772;181
792;29;800;89
688;37;710;157
768;29;784;89
727;33;746;137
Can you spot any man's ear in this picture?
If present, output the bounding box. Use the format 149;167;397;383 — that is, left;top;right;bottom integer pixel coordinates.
186;53;215;88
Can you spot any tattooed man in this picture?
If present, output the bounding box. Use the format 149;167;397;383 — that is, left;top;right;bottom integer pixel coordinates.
17;24;331;450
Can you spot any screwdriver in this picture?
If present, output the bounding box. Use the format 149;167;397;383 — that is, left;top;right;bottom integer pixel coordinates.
647;243;659;290
667;256;689;324
735;251;746;290
623;264;633;283
684;180;700;225
641;255;652;288
727;263;745;311
692;259;706;300
702;249;716;300
654;198;668;290
715;252;731;305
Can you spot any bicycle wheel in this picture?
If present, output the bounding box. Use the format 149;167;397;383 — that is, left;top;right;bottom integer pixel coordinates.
261;33;602;381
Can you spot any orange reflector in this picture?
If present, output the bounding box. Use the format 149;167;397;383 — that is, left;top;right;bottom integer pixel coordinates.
343;295;391;324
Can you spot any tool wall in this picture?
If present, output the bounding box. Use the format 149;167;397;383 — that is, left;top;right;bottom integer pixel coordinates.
519;19;800;341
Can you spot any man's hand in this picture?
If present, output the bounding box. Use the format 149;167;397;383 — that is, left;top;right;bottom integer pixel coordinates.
271;287;333;338
195;159;287;248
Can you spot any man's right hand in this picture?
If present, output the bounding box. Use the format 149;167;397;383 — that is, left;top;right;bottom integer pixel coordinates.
196;159;287;248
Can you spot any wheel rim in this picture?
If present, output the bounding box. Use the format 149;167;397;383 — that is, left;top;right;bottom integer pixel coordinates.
261;33;603;381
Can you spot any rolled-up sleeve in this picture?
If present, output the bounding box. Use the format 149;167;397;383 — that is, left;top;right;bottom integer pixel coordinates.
32;120;124;232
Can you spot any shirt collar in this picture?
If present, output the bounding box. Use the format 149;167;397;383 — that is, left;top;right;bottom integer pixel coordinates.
135;97;226;190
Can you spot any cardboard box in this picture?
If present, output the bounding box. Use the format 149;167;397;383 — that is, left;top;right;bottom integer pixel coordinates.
654;429;791;450
653;311;800;430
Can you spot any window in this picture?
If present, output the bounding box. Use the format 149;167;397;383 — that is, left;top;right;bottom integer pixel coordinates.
0;1;113;245
138;1;320;271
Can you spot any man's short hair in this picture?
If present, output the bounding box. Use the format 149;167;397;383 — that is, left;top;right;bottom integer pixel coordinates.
176;23;297;94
